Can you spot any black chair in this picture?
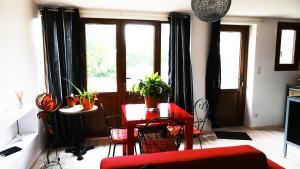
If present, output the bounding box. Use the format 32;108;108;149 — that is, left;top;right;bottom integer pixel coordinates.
137;117;184;154
99;103;138;157
192;98;209;148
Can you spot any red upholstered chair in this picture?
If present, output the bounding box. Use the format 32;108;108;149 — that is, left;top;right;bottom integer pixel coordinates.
137;117;184;154
99;103;138;157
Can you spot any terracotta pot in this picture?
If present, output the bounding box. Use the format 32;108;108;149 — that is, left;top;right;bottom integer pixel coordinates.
144;96;159;108
66;97;75;107
81;97;95;110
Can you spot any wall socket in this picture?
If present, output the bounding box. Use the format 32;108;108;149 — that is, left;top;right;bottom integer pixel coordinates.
254;113;258;117
257;66;261;74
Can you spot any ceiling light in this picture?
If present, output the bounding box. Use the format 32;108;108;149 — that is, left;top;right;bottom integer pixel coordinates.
191;0;231;22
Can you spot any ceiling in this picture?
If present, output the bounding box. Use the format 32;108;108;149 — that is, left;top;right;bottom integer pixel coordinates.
34;0;300;19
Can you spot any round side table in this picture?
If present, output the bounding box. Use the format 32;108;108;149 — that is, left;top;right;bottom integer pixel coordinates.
59;105;98;160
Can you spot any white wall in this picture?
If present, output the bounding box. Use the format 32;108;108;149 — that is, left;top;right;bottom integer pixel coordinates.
0;0;45;168
218;17;299;128
0;0;39;106
191;16;299;129
250;20;298;127
190;16;212;131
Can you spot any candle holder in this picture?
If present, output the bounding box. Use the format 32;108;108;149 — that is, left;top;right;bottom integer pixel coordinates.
15;91;24;108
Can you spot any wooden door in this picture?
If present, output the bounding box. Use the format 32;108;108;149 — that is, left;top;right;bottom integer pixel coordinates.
217;25;249;127
81;19;169;137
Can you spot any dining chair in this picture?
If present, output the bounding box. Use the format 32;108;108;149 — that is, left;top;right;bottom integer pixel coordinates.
99;103;138;157
192;98;209;148
167;98;209;149
137;117;184;154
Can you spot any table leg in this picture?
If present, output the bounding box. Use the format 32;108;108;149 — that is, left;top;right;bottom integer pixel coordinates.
184;119;193;150
122;144;127;155
65;115;94;160
126;123;135;155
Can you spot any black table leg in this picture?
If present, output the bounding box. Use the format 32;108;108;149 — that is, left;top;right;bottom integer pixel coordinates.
65;115;94;160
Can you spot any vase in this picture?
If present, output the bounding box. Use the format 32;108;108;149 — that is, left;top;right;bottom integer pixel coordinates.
81;97;95;110
144;96;159;108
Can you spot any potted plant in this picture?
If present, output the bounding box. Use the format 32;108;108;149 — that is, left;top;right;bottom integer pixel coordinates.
64;78;97;110
132;73;171;108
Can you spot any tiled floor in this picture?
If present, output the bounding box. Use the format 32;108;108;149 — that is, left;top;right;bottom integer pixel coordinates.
31;127;300;169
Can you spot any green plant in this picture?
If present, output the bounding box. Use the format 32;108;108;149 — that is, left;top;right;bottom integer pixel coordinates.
132;73;171;101
63;78;97;102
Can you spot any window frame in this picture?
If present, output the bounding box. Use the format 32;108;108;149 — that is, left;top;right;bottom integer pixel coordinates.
274;22;300;71
81;18;169;92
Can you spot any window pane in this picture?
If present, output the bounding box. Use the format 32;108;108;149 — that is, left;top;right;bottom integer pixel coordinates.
85;24;117;92
279;30;296;64
125;24;154;91
220;32;241;89
161;23;170;84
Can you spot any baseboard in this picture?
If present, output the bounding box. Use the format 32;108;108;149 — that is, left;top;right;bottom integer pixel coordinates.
245;125;284;130
29;147;46;169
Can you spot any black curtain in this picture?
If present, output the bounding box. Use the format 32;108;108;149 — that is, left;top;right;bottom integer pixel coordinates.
168;12;194;113
205;21;221;128
41;8;84;146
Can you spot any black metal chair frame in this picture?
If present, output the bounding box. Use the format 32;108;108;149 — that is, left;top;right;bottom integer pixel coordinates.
99;103;137;157
137;117;184;154
193;98;209;148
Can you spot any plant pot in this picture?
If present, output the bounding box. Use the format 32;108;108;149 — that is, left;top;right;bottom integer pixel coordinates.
66;94;79;107
66;97;75;107
144;97;159;108
81;97;95;110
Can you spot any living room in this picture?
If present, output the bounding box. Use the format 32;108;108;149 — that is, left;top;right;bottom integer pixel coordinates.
0;0;300;169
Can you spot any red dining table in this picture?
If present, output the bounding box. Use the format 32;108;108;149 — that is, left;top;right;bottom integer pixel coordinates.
121;103;194;155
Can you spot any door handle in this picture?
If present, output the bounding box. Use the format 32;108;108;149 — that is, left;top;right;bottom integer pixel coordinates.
239;75;244;87
124;77;131;86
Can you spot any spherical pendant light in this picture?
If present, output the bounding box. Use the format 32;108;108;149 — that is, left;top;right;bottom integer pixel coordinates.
191;0;231;22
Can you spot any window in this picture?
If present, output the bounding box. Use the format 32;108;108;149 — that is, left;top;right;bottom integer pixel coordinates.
125;24;155;91
220;31;242;89
275;22;300;71
161;23;170;83
85;23;117;92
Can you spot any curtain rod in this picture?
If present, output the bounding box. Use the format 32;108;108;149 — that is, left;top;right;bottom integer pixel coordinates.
39;7;76;12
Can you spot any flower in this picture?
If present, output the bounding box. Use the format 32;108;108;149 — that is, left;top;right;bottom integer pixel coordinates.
35;93;60;135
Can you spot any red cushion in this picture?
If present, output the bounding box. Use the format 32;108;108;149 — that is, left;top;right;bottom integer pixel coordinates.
142;139;177;154
111;128;138;144
101;145;283;169
167;126;183;136
167;126;203;137
192;127;203;137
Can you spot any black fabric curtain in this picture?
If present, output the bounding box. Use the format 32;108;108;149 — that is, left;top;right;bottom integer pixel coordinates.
41;8;84;146
168;12;194;113
205;21;221;128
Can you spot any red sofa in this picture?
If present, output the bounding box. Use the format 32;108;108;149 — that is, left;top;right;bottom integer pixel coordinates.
100;145;284;169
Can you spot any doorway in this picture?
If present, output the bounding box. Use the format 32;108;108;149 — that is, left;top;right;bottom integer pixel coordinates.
217;25;249;127
81;19;169;136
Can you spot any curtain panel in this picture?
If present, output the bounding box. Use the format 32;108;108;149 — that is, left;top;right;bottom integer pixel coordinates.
41;8;84;146
205;21;221;128
168;12;194;114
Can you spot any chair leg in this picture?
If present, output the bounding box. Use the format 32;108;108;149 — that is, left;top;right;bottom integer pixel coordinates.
197;137;202;149
112;144;116;157
108;142;112;157
134;143;137;155
138;140;143;154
